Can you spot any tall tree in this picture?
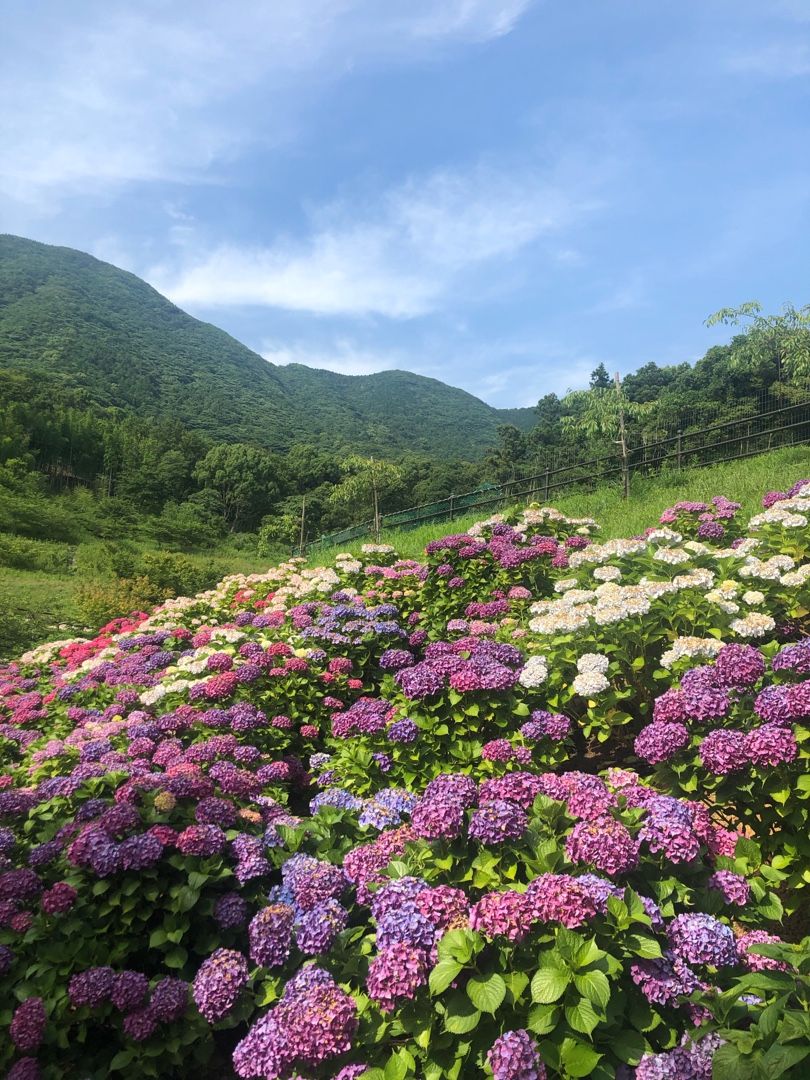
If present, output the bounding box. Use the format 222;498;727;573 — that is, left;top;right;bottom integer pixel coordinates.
589;363;612;390
705;302;810;386
329;456;403;541
193;444;285;530
562;374;657;498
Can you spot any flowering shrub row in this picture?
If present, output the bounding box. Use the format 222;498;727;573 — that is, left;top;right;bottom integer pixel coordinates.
0;482;809;1077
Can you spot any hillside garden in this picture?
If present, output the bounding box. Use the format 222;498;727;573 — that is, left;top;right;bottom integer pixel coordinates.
1;473;810;1078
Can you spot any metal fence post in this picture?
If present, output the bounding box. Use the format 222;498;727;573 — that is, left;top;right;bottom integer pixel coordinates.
543;469;550;503
676;429;683;471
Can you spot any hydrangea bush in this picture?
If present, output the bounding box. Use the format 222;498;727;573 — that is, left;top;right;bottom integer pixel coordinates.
1;482;809;1077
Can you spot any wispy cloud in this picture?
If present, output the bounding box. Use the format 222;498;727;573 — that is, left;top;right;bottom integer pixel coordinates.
261;339;416;378
149;162;596;317
0;1;534;207
725;40;810;78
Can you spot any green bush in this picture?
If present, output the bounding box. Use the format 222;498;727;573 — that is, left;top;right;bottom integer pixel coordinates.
0;532;75;573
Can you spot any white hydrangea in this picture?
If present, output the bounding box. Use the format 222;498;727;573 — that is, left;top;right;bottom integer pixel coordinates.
730;613;777;638
782;564;810;587
661;636;724;669
653;547;691;565
742;590;765;606
518;655;549;687
140;684;169;706
646;528;683;545
572;670;610;696
576;652;610;674
361;544;395;555
553;578;579;593
593;565;621;582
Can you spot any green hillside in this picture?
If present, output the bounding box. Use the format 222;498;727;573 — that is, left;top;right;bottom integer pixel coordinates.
0;234;534;457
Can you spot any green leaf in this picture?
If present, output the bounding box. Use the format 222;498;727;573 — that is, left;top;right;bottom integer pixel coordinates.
109;1050;135;1071
560;1038;602;1078
438;929;482;965
573;970;610;1009
384;1052;410;1080
626;934;663;959
531;964;571;1004
611;1029;647;1065
443;992;481;1035
565;997;601;1036
429;959;462;996
466;973;506;1014
527;1003;560;1035
711;1043;756;1080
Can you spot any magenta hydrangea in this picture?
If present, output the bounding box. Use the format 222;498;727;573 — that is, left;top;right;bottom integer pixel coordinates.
366;944;429;1012
565;817;639;876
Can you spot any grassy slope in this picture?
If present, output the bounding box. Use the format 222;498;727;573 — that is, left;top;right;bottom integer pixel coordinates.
308;445;810;562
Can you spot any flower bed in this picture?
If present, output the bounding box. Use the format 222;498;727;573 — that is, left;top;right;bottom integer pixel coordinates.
1;484;810;1078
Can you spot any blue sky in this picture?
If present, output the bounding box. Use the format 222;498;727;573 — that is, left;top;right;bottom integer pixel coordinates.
2;1;809;407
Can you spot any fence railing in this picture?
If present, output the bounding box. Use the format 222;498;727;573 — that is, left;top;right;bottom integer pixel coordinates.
298;393;810;554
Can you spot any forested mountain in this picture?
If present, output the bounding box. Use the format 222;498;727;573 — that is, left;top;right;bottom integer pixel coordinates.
0;235;534;458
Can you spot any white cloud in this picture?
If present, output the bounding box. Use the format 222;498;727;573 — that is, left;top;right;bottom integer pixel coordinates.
149;162;594;317
0;0;533;206
725;41;810;78
261;339;415;378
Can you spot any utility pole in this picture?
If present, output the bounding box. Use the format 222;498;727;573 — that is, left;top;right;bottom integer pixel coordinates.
615;371;630;500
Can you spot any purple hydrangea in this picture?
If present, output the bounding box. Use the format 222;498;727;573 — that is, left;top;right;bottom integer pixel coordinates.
469;799;528;844
668;913;738;968
111;970;149;1012
713;644;765;688
699;729;748;775
214;892;250;929
10;997;46;1052
488;1029;546;1080
745;724;798;767
387;718;419;743
295;899;348;954
192;949;249;1023
150;977;189;1022
69;966;115;1008
526;874;598;928
630;954;700;1005
634;722;690;764
708;870;751;906
249;904;295;967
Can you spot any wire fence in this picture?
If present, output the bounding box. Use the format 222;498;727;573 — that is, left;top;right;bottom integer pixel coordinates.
299;391;810;554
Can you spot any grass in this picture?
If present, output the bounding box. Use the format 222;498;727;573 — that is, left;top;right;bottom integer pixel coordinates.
307;445;810;562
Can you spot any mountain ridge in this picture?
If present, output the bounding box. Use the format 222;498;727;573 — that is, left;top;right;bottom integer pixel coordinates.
0;234;536;458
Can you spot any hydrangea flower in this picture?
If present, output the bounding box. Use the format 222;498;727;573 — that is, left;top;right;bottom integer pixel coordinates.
488;1029;546;1080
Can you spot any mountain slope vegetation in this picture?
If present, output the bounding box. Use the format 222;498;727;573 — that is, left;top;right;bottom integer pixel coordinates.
0;234;534;457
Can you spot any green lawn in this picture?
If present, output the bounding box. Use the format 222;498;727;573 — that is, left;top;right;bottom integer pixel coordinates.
308;445;810;562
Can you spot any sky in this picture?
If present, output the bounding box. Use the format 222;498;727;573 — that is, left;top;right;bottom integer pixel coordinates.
1;0;809;408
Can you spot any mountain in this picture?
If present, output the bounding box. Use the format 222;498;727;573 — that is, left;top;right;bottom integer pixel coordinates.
0;235;536;458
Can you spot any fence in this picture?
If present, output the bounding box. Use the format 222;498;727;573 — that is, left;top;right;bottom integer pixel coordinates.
299;392;810;554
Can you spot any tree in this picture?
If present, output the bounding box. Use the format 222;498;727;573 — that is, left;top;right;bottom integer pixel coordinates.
589;363;612;390
562;373;657;499
329;456;403;541
486;425;527;484
193;444;285;531
705;302;810;386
